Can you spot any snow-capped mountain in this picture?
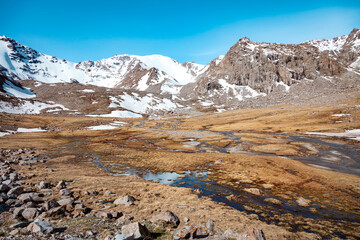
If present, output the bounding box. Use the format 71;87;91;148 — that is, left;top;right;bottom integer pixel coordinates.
0;28;359;116
0;36;207;95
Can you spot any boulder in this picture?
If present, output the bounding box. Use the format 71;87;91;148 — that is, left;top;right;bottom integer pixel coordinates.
150;211;180;227
57;197;74;206
43;199;60;211
21;208;38;220
114;195;135;206
121;222;150;240
47;206;65;217
17;192;42;203
27;219;53;234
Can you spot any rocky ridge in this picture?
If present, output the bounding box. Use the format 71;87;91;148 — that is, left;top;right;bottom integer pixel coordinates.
183;28;360;104
0;29;359;115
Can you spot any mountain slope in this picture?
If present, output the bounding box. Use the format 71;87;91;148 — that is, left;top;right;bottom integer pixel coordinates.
0;36;207;95
187;28;360;104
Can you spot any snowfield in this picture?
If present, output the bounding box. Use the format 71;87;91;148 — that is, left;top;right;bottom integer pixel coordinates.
0;100;69;114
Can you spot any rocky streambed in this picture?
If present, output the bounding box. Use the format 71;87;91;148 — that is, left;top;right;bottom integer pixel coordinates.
0;148;268;240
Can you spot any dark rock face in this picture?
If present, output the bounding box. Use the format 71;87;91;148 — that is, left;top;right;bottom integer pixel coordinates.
191;28;360;98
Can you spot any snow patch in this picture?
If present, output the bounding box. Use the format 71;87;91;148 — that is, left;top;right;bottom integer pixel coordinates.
0;100;68;114
79;89;95;93
306;129;360;141
17;128;46;133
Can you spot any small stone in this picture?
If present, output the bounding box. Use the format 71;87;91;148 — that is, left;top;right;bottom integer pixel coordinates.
9;229;19;235
38;181;51;189
264;198;282;205
114;233;135;240
150;211;180;227
184;217;189;223
95;211;112;219
296;197;311;207
104;190;113;196
121;222;150;239
17;192;42;203
27;219;53;234
206;219;214;232
114;195;135;206
0;184;10;192
244;188;261;196
7;186;24;197
47;206;65;217
56;180;66;189
60;188;72;196
10;221;30;228
43;199;60;211
57;197;74;206
9;173;18;181
21;208;38;220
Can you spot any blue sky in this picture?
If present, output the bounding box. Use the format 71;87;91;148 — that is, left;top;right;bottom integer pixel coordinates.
1;0;360;64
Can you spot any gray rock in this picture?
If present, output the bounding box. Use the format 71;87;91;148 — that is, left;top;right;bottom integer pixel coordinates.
60;188;72;196
114;195;135;206
47;206;65;217
9;173;18;181
21;208;38;220
121;222;150;240
17;192;42;203
13;207;25;218
95;211;112;219
43;199;60;211
7;186;24;197
104;190;113;196
150;211;180;227
57;197;74;206
115;233;135;240
0;184;10;192
38;181;51;189
296;197;311;207
10;221;30;228
56;180;66;189
27;219;53;234
206;219;214;232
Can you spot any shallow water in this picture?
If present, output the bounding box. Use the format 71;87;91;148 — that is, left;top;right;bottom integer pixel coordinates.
49;129;360;237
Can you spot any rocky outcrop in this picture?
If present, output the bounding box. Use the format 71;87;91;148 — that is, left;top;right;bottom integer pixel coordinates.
187;28;360;102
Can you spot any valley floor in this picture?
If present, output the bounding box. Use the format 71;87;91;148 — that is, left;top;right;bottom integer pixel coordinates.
0;97;360;239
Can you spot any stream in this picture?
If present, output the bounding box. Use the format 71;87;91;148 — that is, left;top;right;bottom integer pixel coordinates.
48;122;360;238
